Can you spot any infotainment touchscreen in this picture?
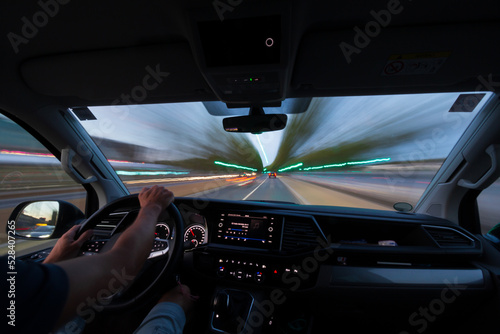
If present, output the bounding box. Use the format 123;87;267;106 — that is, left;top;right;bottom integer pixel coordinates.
215;212;278;249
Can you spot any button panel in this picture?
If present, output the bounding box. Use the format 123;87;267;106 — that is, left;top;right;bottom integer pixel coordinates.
216;257;269;283
149;240;169;258
210;255;318;289
81;239;168;258
81;240;107;255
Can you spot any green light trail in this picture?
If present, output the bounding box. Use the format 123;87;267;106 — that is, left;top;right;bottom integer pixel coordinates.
278;162;303;172
302;157;391;171
214;161;258;172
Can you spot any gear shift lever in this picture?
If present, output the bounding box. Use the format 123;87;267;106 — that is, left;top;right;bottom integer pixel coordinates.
212;289;253;333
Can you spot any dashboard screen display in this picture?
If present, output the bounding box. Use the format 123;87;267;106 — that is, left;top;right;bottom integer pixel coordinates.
215;213;278;249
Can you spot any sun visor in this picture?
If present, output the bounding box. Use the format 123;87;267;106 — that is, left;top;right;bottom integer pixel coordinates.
20;43;212;103
203;97;312;116
291;22;500;95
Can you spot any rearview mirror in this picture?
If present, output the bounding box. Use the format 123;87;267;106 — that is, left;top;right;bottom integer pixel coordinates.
223;114;287;133
7;200;85;239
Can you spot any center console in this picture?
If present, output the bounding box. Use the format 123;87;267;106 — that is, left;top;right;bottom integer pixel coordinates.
189;210;322;334
193;211;321;289
211;289;254;333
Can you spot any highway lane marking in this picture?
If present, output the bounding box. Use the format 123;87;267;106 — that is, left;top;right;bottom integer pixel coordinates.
242;178;268;200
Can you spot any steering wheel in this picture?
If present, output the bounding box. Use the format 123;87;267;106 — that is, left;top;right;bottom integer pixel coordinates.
75;194;184;310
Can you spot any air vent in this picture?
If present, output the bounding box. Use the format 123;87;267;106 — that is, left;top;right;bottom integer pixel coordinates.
282;217;322;252
94;211;128;235
423;225;475;248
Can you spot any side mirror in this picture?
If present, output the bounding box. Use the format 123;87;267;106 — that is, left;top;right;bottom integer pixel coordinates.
7;200;85;239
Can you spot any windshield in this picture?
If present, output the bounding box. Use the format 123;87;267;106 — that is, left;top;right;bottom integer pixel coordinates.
78;92;490;211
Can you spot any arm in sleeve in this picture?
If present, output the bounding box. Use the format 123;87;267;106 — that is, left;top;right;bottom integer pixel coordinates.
134;302;186;334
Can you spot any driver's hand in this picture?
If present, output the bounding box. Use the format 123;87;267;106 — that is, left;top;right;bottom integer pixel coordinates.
157;284;196;316
139;186;174;212
43;225;93;264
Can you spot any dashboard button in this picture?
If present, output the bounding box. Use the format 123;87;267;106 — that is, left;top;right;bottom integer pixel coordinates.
217;266;226;277
235;270;245;280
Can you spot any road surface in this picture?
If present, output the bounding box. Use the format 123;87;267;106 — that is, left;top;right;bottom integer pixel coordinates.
1;171;498;255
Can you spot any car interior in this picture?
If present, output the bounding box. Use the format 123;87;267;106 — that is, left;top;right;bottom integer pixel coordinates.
2;0;500;333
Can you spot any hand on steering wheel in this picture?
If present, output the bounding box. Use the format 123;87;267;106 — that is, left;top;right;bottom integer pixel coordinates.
138;186;174;214
43;225;94;264
74;191;184;310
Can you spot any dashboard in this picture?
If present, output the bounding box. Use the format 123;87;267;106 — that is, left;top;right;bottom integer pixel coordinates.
35;196;484;292
17;197;495;333
169;198;485;290
77;197;485;285
169;198;492;333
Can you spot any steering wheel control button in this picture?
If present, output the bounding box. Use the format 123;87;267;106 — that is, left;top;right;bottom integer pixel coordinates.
151;240;168;252
149;240;169;259
81;240;107;254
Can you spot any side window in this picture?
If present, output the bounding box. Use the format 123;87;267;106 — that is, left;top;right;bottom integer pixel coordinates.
0;113;86;254
477;177;500;234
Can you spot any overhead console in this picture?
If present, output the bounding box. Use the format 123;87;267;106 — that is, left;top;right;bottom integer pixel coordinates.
198;16;281;67
189;7;291;107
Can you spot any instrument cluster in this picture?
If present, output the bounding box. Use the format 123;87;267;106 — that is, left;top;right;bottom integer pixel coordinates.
155;213;208;248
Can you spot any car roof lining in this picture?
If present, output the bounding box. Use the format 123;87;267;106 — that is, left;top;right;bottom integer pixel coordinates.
1;0;499;111
291;22;500;95
18;21;500;106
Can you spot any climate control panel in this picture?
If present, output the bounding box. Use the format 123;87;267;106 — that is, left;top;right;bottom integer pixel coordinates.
193;252;319;289
216;257;270;283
